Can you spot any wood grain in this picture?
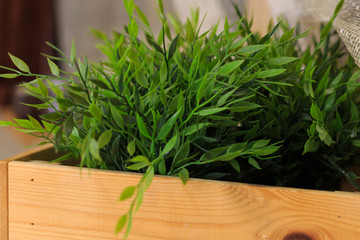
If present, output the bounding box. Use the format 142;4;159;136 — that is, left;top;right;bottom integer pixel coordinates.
7;160;360;240
0;159;8;240
0;144;57;240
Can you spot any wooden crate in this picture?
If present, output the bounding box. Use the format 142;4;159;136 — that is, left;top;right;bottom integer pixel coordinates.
1;146;360;240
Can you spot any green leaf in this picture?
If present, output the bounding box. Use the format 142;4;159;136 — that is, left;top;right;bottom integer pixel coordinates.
135;71;148;88
160;86;167;105
136;114;151;139
350;101;359;122
90;28;107;40
37;78;48;98
179;168;189;185
316;124;333;146
110;104;124;129
64;116;74;138
198;107;228;116
90;79;110;90
227;142;247;153
268;57;298;65
347;70;360;94
181;123;210;136
14;118;32;128
196;74;207;105
21;102;50;109
57;98;74;108
310;102;323;122
162;134;177;154
135;5;150;27
352;140;360;147
143;165;154;190
160;61;167;83
28;115;42;129
127;156;150;170
47;58;60;77
229;159;240;172
0;120;16;127
173;142;190;167
127;140;136;156
119;186;136;201
237;45;268;55
89;103;102;120
218;60;244;74
158;157;166;175
147;38;163;54
279;27;294;44
257;69;286;78
315;66;331;96
70;39;76;63
41;112;63;121
135;184;144;212
216;89;237;107
320;20;334;39
115;214;128;234
126;161;149;170
333;0;344;17
168;33;180;59
156;111;179;141
89;138;101;160
8;53;30;73
210;40;220;59
248;157;261;170
230;33;252;50
252;139;270;149
229;102;262;112
98;130;112;148
303;138;320;155
67;90;89;106
0;73;18;78
54;128;63;145
189;53;200;79
224;17;230;37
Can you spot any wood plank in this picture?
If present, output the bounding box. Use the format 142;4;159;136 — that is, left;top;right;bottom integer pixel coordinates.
0;160;8;240
0;144;59;240
7;160;360;240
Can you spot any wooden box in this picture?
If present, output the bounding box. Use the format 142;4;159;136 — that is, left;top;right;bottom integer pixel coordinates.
1;145;360;240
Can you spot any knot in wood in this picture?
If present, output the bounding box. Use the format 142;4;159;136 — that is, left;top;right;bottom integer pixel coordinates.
283;232;313;240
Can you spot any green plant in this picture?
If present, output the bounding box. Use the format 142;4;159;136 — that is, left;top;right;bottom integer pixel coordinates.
0;0;359;237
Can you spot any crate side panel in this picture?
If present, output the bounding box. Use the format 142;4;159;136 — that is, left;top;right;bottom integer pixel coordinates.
0;160;8;240
8;161;360;240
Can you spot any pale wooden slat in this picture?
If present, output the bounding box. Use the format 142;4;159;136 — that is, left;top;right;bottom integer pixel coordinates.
0;160;8;240
0;144;61;240
7;160;360;240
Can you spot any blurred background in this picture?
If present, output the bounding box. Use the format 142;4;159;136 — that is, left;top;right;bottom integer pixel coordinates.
0;0;326;158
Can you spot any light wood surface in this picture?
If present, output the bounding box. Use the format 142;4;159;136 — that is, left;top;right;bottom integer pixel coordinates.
5;158;360;240
0;144;55;240
0;160;8;240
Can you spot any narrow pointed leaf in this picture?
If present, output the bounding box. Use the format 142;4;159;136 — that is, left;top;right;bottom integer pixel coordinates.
8;53;30;73
47;58;60;76
119;186;136;201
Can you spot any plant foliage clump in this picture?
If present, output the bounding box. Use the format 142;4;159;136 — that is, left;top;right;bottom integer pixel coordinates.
0;0;360;236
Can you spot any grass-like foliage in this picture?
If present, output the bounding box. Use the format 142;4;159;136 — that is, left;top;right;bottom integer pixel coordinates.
0;0;359;237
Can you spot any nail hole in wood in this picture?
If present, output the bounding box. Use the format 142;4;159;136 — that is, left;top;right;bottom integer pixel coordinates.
283;232;313;240
30;223;34;225
30;179;34;181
